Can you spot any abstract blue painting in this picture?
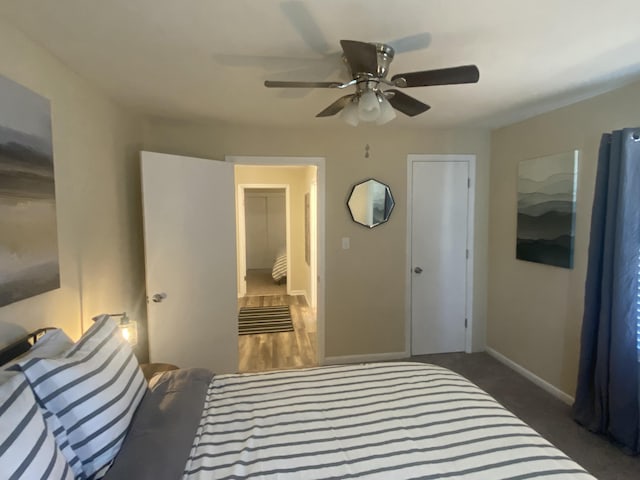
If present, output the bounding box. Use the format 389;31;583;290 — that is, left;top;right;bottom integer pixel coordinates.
0;75;59;306
516;151;578;269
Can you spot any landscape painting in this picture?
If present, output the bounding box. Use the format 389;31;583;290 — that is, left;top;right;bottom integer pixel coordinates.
516;151;578;269
0;75;59;306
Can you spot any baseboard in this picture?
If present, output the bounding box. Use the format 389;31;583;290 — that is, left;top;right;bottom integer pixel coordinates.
485;347;574;405
323;351;409;365
289;290;311;306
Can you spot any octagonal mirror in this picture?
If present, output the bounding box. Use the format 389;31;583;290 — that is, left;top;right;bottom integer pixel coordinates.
347;178;395;228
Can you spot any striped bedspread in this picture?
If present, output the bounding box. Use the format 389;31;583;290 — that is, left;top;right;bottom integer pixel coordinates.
182;362;594;479
271;250;287;282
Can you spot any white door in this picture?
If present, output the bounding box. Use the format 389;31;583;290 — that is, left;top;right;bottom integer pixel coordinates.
411;160;469;354
141;151;238;372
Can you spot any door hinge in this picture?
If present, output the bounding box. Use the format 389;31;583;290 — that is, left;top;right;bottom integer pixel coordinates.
466;249;469;259
468;178;471;188
465;318;468;328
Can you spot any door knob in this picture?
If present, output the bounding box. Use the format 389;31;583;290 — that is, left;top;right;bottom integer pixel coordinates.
151;292;167;303
414;267;423;274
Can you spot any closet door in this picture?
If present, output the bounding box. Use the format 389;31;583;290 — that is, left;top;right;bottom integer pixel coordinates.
245;196;269;269
244;192;286;269
267;194;286;259
411;160;469;355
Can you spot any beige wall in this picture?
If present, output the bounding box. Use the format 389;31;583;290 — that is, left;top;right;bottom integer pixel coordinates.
143;119;491;357
234;165;314;299
488;79;640;396
0;21;147;359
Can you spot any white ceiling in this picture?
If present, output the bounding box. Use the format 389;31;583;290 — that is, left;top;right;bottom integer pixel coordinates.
2;0;640;129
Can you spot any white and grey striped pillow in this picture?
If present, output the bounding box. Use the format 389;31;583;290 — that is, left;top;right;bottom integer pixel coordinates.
1;329;84;478
18;315;148;477
0;373;74;480
42;407;86;479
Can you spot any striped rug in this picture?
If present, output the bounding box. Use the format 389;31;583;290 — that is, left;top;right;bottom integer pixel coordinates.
238;305;293;335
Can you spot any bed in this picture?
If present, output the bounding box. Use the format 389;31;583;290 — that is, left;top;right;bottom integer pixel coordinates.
1;322;596;480
272;248;287;283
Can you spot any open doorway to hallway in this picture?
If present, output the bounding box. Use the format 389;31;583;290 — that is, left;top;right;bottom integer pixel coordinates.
234;163;319;372
243;187;287;295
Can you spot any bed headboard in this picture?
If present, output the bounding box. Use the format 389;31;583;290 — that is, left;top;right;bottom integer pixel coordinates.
0;328;54;366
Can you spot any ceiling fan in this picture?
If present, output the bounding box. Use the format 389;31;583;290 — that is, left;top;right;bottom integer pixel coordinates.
264;39;479;125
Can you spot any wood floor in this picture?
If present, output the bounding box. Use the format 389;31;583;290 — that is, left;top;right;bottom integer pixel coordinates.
238;294;317;373
245;269;286;296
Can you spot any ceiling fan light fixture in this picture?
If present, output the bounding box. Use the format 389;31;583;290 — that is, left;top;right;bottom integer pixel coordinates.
265;39;481;125
376;93;396;125
357;89;380;122
340;100;360;126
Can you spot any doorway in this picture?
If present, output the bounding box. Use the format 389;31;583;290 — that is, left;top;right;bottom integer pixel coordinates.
407;154;475;355
238;186;290;297
229;156;325;372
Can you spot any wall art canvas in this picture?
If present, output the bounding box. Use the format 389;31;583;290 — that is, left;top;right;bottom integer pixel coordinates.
516;150;578;269
0;75;59;306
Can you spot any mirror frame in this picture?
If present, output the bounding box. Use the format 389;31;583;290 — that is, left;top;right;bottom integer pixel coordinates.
346;178;395;229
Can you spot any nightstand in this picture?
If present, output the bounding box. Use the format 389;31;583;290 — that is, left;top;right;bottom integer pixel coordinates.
140;362;178;380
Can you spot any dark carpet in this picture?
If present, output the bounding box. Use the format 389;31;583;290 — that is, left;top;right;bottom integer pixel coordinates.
238;305;293;335
410;352;639;480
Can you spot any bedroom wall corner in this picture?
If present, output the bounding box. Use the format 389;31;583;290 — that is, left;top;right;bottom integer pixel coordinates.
487;78;640;396
0;20;147;360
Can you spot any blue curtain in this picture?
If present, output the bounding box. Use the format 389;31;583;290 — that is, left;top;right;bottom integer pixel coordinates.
572;128;640;454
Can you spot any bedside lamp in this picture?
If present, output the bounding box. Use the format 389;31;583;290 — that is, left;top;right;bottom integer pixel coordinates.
93;312;138;346
114;313;137;346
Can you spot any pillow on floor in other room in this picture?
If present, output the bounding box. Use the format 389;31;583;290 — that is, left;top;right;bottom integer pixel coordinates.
18;315;147;478
0;373;75;480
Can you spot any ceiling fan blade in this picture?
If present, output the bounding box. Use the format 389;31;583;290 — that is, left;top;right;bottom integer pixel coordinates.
340;40;378;76
213;54;309;71
316;94;355;117
264;80;343;88
385;90;431;117
392;65;480;87
388;32;432;54
281;1;330;54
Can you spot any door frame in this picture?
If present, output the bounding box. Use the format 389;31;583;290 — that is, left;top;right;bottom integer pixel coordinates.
237;184;291;297
226;155;326;365
405;154;476;355
309;181;318;309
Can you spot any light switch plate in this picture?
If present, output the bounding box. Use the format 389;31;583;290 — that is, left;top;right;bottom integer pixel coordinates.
342;237;350;250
